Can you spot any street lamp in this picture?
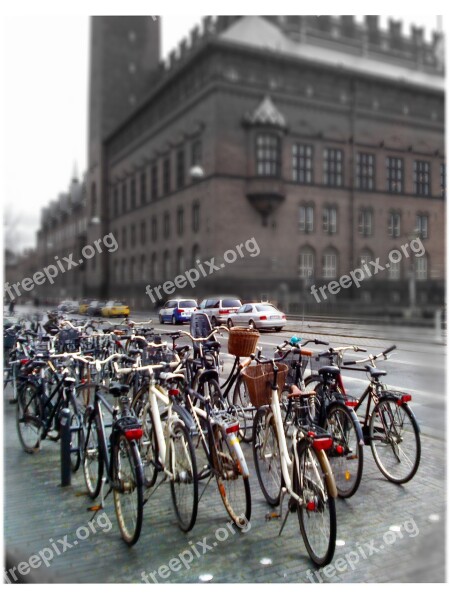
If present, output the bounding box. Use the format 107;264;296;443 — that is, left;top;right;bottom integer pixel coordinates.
189;165;205;180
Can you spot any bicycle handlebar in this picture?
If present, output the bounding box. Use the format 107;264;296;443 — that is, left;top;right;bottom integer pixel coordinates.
343;344;397;366
175;326;229;343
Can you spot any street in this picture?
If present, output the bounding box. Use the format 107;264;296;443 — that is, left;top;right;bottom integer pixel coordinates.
3;309;446;583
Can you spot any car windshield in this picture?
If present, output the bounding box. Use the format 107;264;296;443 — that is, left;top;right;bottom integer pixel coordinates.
222;298;241;308
179;300;197;308
255;304;278;313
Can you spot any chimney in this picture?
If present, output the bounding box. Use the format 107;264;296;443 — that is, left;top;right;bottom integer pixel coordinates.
365;16;380;44
341;15;355;38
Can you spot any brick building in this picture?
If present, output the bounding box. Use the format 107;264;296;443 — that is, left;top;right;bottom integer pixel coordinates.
37;15;446;314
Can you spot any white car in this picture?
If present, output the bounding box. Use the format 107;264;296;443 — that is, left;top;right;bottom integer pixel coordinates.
159;299;198;324
227;303;286;331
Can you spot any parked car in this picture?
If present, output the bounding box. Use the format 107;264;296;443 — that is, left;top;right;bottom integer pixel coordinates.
227;303;286;331
57;300;78;313
101;300;130;318
159;299;198;324
78;299;91;315
87;300;105;316
197;296;242;327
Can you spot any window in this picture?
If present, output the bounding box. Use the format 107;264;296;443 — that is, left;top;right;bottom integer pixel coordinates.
416;214;429;239
140;221;146;245
388;257;401;280
440;163;446;197
359;249;373;279
299;205;314;233
256;134;280;177
292;144;313;184
298;247;315;279
122;226;127;249
163;212;170;239
140;255;146;280
176;247;185;273
323;206;337;234
163;250;170;280
150;252;158;280
163;158;171;195
386;157;403;193
122;182;127;213
415;255;428;280
176;149;185;189
414;160;431;196
192;244;200;265
323;248;338;279
130;224;136;247
151;164;158;200
323;148;343;187
91;182;97;217
151;216;157;242
388;212;401;238
130;257;136;281
192;202;200;233
191;139;202;166
356;153;375;190
140;172;147;204
358;208;373;236
177;208;184;236
130;178;136;209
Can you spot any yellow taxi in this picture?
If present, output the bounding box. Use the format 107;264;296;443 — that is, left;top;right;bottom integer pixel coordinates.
101;300;130;318
78;299;90;315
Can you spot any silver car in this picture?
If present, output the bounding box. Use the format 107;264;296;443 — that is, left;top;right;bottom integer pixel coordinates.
227;303;286;331
197;296;242;327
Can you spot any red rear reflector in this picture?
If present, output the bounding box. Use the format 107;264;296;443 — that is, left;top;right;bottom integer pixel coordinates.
20;359;30;365
124;429;143;441
345;400;358;407
313;437;333;451
168;389;180;396
225;423;240;434
259;316;267;320
398;394;412;404
336;444;344;455
219;309;230;314
306;501;316;511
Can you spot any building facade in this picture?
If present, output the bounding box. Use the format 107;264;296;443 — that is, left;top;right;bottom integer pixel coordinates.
36;15;446;314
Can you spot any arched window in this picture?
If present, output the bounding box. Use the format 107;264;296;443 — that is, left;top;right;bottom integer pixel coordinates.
256;134;280;177
163;250;171;280
151;252;158;281
176;247;185;273
322;247;338;279
415;254;428;281
192;244;200;266
298;246;315;279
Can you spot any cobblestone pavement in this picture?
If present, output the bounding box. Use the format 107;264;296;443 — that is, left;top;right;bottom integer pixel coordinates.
4;389;445;584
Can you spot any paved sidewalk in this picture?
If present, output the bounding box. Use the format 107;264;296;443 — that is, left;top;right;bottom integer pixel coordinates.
4;388;446;584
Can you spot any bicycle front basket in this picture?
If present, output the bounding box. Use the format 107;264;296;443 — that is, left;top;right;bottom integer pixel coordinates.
241;363;288;408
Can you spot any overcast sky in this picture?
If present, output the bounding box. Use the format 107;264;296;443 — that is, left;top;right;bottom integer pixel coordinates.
1;12;445;252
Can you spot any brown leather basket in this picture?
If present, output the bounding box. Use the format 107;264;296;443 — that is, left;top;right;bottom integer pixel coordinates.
227;327;260;357
241;362;288;408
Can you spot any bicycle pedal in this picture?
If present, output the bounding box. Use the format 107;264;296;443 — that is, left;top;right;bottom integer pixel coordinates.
87;504;102;512
265;511;281;521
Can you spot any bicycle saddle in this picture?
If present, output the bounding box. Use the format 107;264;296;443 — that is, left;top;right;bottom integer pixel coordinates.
287;384;316;399
204;341;220;350
109;383;130;397
318;366;340;379
366;366;387;378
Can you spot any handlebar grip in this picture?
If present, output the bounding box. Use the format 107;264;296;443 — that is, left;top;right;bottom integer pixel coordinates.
357;347;367;352
343;360;356;366
315;339;329;345
384;345;396;355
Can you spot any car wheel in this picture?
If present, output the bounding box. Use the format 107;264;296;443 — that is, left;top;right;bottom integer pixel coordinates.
172;315;177;325
275;327;283;332
159;314;163;324
227;318;233;328
249;320;256;329
211;316;217;328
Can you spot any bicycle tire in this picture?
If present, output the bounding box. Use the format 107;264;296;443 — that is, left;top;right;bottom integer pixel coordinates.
213;423;251;527
252;406;282;506
16;382;42;453
82;413;104;499
139;399;159;488
169;420;198;532
325;403;364;498
199;378;226;411
112;434;144;546
295;438;336;567
369;398;421;484
232;375;253;443
68;393;84;473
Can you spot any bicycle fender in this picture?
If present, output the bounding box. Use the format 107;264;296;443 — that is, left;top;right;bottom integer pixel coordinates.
198;369;219;386
317;449;338;499
327;400;365;445
173;403;196;434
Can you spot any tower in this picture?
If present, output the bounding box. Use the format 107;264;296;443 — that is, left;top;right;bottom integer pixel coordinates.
86;16;161;298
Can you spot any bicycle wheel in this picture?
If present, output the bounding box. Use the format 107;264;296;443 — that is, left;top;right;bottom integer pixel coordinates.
370;398;421;484
325;403;363;498
252;407;282;506
213;423;251;527
68;394;84;473
169;421;198;532
232;375;253;443
82;413;104;499
139;400;159;488
199;378;225;411
296;439;336;567
16;383;42;453
112;434;144;546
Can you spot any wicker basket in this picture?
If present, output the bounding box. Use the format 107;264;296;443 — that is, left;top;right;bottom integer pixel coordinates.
241;362;288;408
228;327;260;357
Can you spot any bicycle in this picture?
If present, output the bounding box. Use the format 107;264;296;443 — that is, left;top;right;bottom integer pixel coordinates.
245;354;337;566
307;345;421;485
81;373;145;545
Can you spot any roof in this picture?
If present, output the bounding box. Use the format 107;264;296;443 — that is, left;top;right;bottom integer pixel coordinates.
220;16;445;92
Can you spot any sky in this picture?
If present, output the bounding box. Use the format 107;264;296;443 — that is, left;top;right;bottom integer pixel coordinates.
1;11;445;252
